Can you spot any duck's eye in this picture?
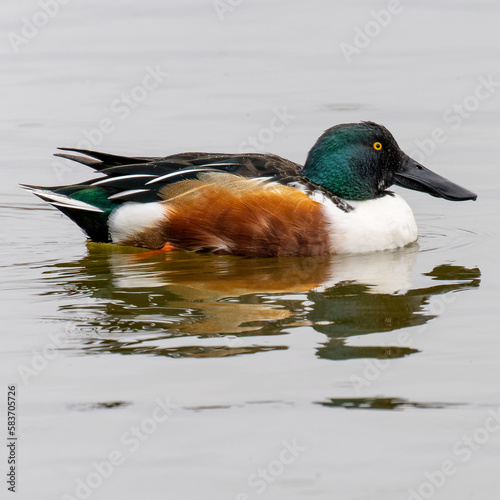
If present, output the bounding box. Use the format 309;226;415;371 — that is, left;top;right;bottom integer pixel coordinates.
373;142;382;151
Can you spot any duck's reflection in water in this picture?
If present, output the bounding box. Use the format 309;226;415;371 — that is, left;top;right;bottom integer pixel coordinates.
42;242;480;361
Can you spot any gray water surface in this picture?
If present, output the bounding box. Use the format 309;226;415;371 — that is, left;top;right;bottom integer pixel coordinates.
1;1;500;499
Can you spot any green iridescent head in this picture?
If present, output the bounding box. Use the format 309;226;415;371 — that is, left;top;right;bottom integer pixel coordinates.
302;122;404;200
302;121;477;202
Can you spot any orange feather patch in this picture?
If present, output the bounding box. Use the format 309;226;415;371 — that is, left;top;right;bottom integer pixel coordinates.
125;174;332;257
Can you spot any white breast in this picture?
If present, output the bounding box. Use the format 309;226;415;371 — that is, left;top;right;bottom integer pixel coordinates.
311;192;418;254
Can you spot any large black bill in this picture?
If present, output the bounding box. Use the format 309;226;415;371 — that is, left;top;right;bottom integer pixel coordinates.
394;155;477;201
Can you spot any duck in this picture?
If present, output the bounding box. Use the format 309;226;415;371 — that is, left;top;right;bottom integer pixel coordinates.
23;121;477;257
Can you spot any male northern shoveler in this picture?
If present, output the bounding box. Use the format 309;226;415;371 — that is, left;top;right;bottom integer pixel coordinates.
23;122;476;257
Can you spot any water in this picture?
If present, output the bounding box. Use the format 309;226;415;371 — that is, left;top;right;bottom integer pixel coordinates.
1;1;500;499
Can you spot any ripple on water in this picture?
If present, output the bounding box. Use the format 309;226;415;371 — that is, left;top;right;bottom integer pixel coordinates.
417;212;486;254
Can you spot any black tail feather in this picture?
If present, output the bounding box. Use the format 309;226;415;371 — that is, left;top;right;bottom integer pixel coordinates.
53;153;103;168
56;148;155;171
52;204;111;242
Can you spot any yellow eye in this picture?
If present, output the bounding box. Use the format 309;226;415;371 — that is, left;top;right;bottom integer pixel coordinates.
373;142;382;151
